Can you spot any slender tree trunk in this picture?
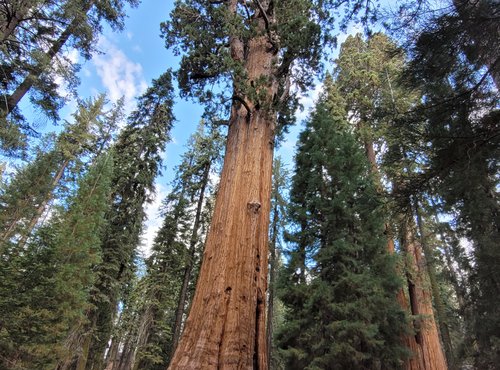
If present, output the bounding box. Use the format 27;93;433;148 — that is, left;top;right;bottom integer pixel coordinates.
116;339;134;370
363;135;379;178
1;157;68;251
440;238;466;312
171;161;211;352
414;202;455;368
131;306;154;370
0;0;31;43
104;336;119;370
266;196;279;365
76;332;92;370
168;26;275;367
402;215;448;370
4;22;75;114
1;1;93;115
16;158;69;246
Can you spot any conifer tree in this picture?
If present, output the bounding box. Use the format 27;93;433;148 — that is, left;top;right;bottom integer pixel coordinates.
104;273;147;370
130;122;223;370
267;156;288;367
0;0;138;153
0;151;114;369
399;44;499;367
74;72;175;370
334;33;450;369
278;81;407;369
0;95;120;256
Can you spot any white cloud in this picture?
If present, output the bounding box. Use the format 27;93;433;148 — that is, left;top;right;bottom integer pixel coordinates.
295;82;324;122
54;48;80;99
140;182;169;257
93;36;148;113
66;48;80;64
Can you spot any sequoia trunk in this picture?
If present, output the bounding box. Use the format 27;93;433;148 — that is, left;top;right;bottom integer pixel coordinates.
363;138;447;370
168;32;275;369
415;203;454;368
402;216;448;370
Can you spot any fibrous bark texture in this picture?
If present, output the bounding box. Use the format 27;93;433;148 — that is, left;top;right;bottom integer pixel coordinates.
168;33;275;370
402;221;448;370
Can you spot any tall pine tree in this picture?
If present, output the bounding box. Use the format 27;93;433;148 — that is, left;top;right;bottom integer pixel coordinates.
131;122;223;370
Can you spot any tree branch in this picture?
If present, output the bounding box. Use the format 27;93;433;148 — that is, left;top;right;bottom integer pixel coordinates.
253;0;279;52
253;0;270;29
232;94;252;121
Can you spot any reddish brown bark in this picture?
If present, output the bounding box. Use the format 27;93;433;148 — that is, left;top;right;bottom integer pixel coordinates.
415;204;455;367
168;27;275;368
363;137;446;370
401;217;448;370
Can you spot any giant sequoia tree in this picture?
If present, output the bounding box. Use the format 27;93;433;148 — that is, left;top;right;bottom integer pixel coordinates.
163;0;376;367
334;34;449;369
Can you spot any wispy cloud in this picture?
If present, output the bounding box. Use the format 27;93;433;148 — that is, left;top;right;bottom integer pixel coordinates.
93;36;148;113
295;82;324;122
54;48;80;98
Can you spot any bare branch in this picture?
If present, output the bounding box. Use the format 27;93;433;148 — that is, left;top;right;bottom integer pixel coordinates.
232;94;252;121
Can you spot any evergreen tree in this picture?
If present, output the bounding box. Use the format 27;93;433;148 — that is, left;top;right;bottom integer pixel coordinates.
0;95;120;256
267;156;289;368
335;33;450;369
278;81;407;370
391;12;500;366
132;122;223;370
409;79;497;369
0;152;114;370
104;273;147;370
75;72;175;370
0;0;138;153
